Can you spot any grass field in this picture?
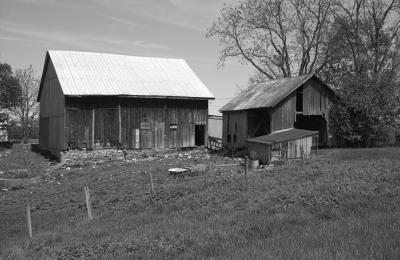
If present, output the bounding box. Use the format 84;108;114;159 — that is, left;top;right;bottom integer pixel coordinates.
1;145;400;259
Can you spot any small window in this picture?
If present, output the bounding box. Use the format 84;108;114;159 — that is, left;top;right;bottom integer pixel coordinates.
170;124;177;130
140;122;150;130
227;134;231;143
296;86;303;112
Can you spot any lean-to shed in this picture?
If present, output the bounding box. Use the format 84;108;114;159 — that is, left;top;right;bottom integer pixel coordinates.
247;128;319;164
38;50;214;157
220;74;336;149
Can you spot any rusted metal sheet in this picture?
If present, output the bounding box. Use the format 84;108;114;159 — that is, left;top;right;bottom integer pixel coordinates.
38;50;215;100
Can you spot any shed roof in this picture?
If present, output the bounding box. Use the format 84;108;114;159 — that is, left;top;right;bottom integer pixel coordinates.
220;74;332;111
247;128;319;144
38;50;214;101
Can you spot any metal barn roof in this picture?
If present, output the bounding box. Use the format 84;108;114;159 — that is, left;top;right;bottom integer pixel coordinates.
220;74;315;111
247;128;319;144
39;50;214;100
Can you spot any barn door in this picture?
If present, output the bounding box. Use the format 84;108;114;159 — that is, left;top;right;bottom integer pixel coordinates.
181;124;195;147
140;122;152;149
132;128;140;149
154;122;165;148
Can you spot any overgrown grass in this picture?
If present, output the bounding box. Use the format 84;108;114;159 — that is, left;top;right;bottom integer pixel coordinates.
1;147;400;259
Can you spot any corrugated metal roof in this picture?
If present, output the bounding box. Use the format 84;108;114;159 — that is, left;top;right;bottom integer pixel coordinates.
220;74;314;111
247;128;319;144
39;50;214;99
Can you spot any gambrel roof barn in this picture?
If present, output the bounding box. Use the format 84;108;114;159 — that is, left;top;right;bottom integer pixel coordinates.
38;50;214;157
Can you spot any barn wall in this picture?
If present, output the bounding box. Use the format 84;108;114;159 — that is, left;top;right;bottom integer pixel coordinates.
39;59;65;156
271;93;296;132
222;110;248;148
303;78;332;116
64;97;208;149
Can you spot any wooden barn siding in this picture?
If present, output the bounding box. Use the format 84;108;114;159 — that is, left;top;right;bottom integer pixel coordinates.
303;78;331;116
64;97;208;149
271;93;296;132
39;59;65;156
248;134;317;165
222;110;248;148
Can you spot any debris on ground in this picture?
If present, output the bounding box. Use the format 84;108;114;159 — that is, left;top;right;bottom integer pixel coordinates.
60;148;212;169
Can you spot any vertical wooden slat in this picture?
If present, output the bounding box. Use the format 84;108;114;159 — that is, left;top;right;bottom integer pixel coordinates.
91;106;95;149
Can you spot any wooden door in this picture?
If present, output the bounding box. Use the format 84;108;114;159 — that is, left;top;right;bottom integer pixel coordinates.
181;124;195;147
154;122;165;148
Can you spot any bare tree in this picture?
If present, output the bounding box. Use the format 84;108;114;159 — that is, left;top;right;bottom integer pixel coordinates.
207;0;337;79
333;0;400;76
9;66;39;143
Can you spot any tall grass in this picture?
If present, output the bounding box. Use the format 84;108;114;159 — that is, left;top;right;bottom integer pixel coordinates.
1;148;400;259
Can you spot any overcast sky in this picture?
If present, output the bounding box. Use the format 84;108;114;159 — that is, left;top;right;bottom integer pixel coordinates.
0;0;254;115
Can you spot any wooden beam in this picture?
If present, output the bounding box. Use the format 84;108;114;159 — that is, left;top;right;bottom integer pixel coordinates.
118;102;122;143
91;106;95;149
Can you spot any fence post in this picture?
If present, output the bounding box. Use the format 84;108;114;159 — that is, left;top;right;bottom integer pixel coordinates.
149;171;154;194
27;203;32;238
84;186;93;220
244;156;248;176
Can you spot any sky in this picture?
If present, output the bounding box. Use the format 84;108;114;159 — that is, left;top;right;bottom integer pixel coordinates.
0;0;255;115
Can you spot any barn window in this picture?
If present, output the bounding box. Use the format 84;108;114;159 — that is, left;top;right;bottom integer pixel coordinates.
170;124;177;130
140;122;150;130
234;123;238;143
296;86;303;113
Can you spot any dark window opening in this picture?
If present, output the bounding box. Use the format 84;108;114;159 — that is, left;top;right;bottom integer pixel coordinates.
247;108;270;138
227;134;231;143
234;122;238;143
296;86;303;113
195;125;205;146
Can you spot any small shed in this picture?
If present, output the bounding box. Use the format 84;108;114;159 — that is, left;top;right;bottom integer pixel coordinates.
247;128;319;164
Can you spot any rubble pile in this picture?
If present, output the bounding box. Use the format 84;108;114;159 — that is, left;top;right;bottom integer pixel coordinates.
61;148;212;169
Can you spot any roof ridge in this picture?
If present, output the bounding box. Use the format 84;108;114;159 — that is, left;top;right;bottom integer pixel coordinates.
47;50;185;61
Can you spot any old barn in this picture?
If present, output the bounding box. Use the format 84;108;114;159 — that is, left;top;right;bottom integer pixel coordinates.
220;74;336;163
38;51;214;157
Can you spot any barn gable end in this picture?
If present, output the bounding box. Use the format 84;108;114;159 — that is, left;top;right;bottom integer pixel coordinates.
39;56;65;156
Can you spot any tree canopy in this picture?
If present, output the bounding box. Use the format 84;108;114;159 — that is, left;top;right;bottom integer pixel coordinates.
0;63;21;112
208;0;400;146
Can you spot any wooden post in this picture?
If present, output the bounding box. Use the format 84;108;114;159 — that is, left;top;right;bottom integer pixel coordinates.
208;160;213;172
118;102;122;144
84;186;93;220
244;156;248;176
91;106;95;149
149;171;154;194
27;203;32;238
